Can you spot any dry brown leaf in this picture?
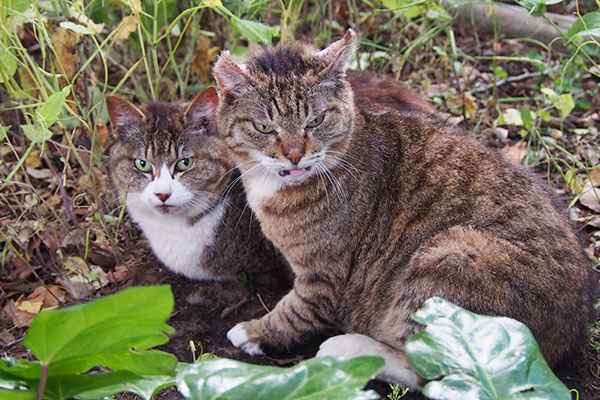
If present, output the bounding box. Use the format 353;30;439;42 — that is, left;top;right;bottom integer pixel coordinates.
28;285;66;307
447;92;478;117
579;183;600;213
52;27;81;80
503;141;528;165
3;299;36;328
96;119;108;147
589;167;600;187
192;34;217;84
127;0;142;13
107;265;131;283
117;15;138;41
25;148;42;169
16;297;43;314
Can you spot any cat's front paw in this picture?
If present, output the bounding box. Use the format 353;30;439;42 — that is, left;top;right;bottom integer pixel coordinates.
227;322;264;356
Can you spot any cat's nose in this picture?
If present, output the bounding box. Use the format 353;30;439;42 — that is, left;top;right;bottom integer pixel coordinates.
155;192;171;202
286;148;304;164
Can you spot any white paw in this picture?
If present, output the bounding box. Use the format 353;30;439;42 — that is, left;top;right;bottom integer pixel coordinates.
316;333;377;360
227;323;264;356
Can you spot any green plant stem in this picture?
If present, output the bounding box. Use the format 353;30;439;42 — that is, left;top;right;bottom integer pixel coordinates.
36;363;49;400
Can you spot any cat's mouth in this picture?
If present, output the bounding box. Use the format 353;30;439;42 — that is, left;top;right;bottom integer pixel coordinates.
155;205;180;215
278;166;311;178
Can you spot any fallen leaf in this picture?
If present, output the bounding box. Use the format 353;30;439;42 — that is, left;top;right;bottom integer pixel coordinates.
3;299;35;328
503;141;528;165
25;148;42;169
16;297;43;314
51;27;81;80
26;167;52;179
127;0;142;13
96;119;108;147
590;167;600;187
28;285;66;307
579;183;600;213
107;265;131;283
192;34;217;84
59;257;110;299
117;15;138;41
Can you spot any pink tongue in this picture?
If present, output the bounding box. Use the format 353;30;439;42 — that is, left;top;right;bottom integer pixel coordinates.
289;167;305;177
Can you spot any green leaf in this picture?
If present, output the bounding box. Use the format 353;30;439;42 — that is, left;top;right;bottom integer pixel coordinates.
75;373;176;400
21;124;52;144
59;21;96;35
177;356;384;400
567;12;600;40
22;285;175;376
232;19;277;45
512;0;564;17
0;125;9;141
405;297;571;400
37;86;70;126
0;41;18;84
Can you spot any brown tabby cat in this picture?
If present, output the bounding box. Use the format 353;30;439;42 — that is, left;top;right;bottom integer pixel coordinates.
213;30;598;387
107;87;286;281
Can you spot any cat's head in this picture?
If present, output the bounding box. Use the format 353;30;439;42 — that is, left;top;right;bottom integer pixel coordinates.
213;29;357;188
107;87;230;219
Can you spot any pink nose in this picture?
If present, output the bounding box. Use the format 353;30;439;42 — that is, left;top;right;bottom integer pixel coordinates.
286;148;304;164
155;192;171;202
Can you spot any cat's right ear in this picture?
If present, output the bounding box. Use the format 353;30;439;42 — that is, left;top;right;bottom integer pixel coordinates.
184;86;219;135
213;50;251;92
106;96;145;135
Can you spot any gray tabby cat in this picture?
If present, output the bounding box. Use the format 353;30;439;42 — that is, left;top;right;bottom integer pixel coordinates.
107;87;286;281
213;30;598;388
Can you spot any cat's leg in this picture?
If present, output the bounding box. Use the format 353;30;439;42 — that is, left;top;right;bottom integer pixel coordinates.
315;333;422;389
228;280;335;355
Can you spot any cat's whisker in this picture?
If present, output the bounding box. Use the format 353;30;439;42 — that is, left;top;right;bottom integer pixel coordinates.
313;163;331;205
222;162;263;200
321;153;362;183
316;161;346;203
214;159;257;189
321;157;360;186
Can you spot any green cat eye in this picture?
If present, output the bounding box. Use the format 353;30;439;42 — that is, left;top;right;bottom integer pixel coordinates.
176;157;194;171
307;115;324;128
253;122;274;134
134;158;152;173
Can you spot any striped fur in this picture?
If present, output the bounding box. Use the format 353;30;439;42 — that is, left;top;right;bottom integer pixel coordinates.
107;88;287;280
214;30;598;388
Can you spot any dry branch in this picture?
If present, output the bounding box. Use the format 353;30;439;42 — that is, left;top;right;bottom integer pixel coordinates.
444;0;577;53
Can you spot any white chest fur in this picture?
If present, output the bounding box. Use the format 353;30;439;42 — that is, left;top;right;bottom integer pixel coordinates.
244;175;282;212
128;202;226;280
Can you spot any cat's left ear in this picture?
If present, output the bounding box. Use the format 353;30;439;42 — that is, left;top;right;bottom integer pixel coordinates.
184;86;219;135
213;50;252;92
316;29;357;77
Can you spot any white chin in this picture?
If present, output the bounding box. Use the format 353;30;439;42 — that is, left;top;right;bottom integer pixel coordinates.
152;205;183;216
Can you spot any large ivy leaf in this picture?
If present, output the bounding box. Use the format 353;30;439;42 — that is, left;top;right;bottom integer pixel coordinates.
567;12;600;40
405;297;570;400
176;356;383;400
22;285;176;376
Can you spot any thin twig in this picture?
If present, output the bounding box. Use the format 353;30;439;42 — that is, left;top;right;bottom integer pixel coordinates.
470;70;544;94
220;295;252;319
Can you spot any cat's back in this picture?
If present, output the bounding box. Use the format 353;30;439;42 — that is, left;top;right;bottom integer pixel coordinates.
355;108;591;272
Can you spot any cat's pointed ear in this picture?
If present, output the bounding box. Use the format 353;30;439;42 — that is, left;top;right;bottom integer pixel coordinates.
184;86;219;135
316;29;357;76
106;95;145;135
213;50;251;91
